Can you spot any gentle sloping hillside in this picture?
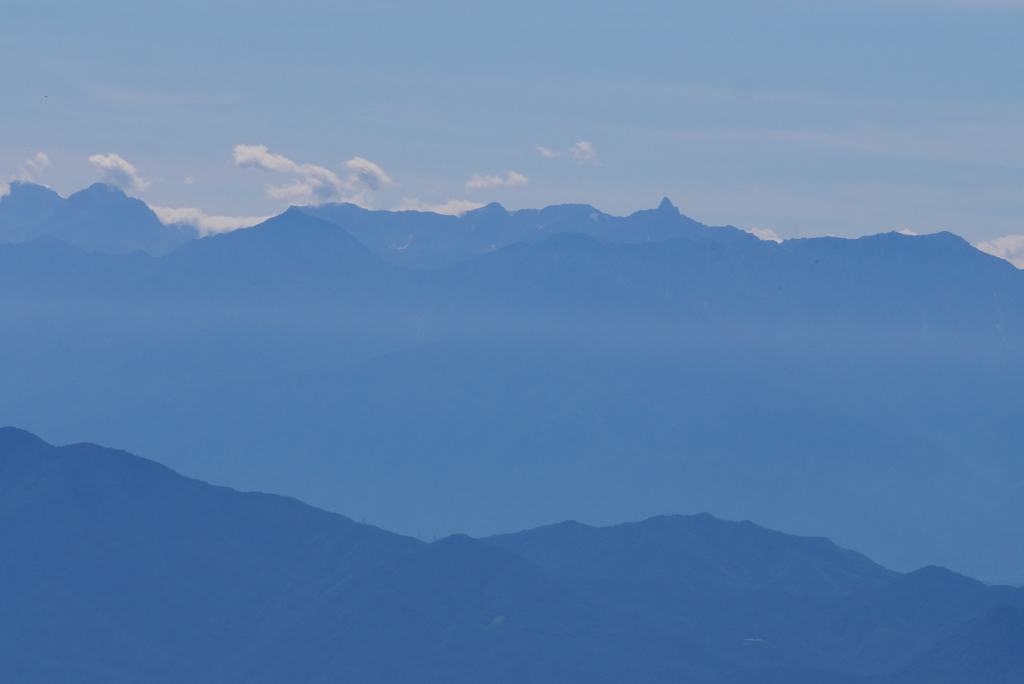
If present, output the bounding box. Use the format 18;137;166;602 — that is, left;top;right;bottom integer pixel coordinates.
0;427;420;682
485;514;898;595
0;428;727;684
2;428;1021;683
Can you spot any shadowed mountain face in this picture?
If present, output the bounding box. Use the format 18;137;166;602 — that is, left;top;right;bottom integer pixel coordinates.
0;182;65;241
485;515;898;596
302;197;753;268
1;202;1023;583
2;428;1022;684
0;428;735;684
0;182;195;255
893;603;1024;684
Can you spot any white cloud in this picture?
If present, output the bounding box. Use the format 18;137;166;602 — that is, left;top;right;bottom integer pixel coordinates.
10;152;53;185
975;235;1024;268
749;227;783;242
234;144;393;207
571;141;597;162
150;205;271;237
393;198;485;216
536;145;562;159
88;153;152;192
25;153;50;173
183;175;197;186
345;157;393;190
465;171;529;191
0;181;9;199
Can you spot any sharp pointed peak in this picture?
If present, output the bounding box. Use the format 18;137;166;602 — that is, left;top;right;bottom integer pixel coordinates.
657;197;678;213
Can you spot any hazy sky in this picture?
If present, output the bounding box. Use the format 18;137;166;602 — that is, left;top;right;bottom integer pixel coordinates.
2;0;1023;243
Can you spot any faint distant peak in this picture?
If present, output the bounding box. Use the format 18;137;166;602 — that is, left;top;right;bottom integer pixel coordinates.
468;202;508;217
657;197;678;214
73;182;127;198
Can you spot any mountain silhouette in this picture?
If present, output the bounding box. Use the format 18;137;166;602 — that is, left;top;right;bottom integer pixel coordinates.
302;197;751;268
0;182;195;255
485;514;897;595
149;207;409;302
2;428;1021;683
1;199;1024;584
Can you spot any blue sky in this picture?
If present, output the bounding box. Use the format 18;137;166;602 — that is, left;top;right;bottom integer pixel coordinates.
2;0;1023;251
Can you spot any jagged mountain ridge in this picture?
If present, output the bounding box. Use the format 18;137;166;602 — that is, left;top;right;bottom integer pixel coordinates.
1;204;1020;335
301;196;752;268
0;182;196;255
0;183;748;266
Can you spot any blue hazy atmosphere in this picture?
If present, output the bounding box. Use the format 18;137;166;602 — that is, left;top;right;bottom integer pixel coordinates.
2;3;1024;683
2;1;1024;248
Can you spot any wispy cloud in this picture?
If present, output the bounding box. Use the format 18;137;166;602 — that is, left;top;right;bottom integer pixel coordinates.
3;152;53;192
25;153;50;173
465;171;528;191
571;141;597;162
535;146;562;159
183;175;197;186
975;235;1024;268
393;198;484;216
749;227;783;243
234;144;393;207
149;205;271;237
345;157;393;191
88;153;152;192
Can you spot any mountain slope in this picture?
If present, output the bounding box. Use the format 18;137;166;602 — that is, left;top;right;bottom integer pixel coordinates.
485;514;897;595
0;182;194;255
0;182;64;241
148;207;410;302
0;428;727;684
0;426;420;682
302;197;751;268
2;428;1022;683
893;603;1024;683
431;229;1024;334
2;205;1024;584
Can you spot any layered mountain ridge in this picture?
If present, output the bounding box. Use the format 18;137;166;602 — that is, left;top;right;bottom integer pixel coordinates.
1;186;1022;585
2;428;1021;684
301;195;752;267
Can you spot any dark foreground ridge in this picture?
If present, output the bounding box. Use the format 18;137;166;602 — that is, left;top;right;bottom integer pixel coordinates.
2;428;1021;684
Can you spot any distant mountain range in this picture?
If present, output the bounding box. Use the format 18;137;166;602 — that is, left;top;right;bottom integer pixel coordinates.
2;201;1020;332
1;183;1023;586
302;196;752;268
0;181;195;255
2;428;1021;684
0;182;746;265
